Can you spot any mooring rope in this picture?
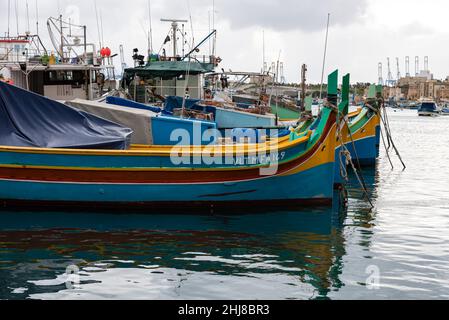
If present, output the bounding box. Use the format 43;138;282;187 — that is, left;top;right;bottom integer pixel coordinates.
325;102;374;208
366;102;406;170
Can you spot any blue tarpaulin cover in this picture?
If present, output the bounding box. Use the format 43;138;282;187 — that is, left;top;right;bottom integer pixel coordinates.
0;81;133;149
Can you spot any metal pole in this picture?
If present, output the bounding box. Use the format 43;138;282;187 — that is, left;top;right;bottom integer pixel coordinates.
262;30;265;73
319;13;330;100
301;64;307;112
59;15;64;60
35;0;39;37
83;25;87;64
172;22;177;58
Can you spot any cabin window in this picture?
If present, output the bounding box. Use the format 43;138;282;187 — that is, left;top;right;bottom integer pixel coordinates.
44;70;86;86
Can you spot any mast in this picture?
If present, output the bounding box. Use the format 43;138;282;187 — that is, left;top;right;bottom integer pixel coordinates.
300;64;307;112
35;0;38;34
148;0;153;55
212;0;216;54
319;13;330;100
262;30;266;73
7;0;11;37
161;18;188;58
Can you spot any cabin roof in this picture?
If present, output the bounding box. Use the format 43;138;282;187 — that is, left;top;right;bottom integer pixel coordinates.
124;61;215;79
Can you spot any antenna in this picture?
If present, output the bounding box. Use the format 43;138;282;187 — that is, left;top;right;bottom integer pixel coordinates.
212;0;216;55
119;44;127;73
94;0;102;49
405;56;410;77
36;0;39;37
161;18;188;57
100;9;105;48
15;0;19;36
262;30;266;73
378;62;383;85
26;1;31;34
186;0;195;45
319;13;330;100
415;56;419;76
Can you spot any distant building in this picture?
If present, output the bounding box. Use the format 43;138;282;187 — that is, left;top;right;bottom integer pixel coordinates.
385;71;449;101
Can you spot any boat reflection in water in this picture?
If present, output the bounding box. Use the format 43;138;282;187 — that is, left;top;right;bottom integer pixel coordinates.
0;188;368;300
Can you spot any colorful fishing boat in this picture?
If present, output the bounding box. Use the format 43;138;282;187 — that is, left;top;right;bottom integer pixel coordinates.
0;72;345;211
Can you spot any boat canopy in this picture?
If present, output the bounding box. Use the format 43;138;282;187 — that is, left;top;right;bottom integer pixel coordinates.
124;61;215;79
0;81;133;149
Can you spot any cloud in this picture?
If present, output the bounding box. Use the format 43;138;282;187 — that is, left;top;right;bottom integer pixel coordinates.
220;0;369;31
398;21;434;37
165;0;370;32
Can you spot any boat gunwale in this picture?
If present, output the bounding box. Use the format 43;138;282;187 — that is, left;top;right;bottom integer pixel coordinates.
0;133;311;157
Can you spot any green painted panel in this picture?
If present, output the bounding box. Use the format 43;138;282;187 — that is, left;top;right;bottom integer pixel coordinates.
305;96;313;112
368;85;377;99
328;70;338;95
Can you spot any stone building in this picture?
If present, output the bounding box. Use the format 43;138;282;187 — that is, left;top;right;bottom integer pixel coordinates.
387;72;449;101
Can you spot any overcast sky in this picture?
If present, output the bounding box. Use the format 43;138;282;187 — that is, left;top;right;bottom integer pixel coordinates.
1;0;449;83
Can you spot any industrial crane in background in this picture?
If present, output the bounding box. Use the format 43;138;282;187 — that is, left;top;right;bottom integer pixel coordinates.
378;62;384;86
415;56;419;76
385;57;396;86
405;56;410;77
378;56;430;84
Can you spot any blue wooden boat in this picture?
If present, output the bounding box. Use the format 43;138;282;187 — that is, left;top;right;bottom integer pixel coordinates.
0;72;346;211
418;100;440;117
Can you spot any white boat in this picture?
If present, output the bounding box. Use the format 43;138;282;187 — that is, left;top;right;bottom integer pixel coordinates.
0;16;116;102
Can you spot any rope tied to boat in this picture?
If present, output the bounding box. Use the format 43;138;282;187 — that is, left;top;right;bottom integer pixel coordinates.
366;101;406;171
336;107;375;208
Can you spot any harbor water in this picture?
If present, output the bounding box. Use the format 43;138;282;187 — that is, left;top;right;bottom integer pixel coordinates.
1;109;449;300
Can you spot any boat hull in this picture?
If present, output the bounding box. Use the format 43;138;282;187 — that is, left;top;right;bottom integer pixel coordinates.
333;109;380;186
418;111;440;117
0;114;338;210
0;162;334;211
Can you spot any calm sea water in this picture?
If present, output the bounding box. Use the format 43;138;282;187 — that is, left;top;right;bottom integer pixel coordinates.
1;109;449;300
